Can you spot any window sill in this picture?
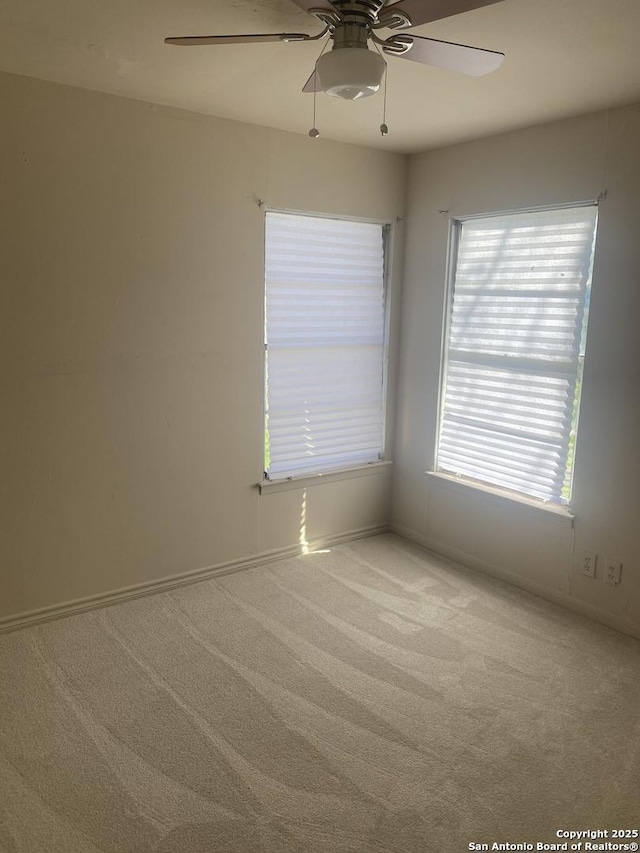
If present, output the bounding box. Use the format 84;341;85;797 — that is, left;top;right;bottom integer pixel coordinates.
259;460;393;495
426;471;575;526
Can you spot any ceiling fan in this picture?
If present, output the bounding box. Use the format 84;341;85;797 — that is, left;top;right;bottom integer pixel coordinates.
165;0;506;105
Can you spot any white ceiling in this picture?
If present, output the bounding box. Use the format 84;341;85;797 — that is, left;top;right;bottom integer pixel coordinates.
1;0;639;153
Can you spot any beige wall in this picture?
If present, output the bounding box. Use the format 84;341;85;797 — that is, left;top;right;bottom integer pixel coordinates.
393;103;640;635
0;71;406;622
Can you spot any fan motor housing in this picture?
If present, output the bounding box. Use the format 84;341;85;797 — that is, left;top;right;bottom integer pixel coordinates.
332;22;370;49
331;0;386;20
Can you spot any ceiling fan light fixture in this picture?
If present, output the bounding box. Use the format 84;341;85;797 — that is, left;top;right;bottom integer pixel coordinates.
316;47;386;100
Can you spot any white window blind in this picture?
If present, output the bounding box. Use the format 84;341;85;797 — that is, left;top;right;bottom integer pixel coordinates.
265;212;387;479
437;205;598;504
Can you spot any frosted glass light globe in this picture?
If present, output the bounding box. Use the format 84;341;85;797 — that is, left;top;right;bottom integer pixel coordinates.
316;48;386;100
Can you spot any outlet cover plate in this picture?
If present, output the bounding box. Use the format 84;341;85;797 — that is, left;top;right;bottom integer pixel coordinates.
604;559;622;586
581;550;597;578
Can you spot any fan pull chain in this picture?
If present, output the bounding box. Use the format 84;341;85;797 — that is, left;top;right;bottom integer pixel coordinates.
309;82;319;138
309;39;330;138
372;40;388;136
380;55;389;136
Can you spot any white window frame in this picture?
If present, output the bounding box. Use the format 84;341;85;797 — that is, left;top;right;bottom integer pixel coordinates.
434;201;599;509
262;209;392;485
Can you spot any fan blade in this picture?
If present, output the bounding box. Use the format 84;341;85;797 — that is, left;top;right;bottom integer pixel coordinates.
302;70;321;93
384;0;505;28
388;35;503;76
164;33;311;46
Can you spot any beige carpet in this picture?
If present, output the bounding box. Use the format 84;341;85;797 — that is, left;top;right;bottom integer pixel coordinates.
1;533;639;852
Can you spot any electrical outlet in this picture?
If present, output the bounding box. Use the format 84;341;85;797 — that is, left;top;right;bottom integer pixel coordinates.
580;550;597;578
604;559;622;586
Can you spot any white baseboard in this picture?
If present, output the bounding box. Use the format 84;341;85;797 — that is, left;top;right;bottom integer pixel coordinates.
0;523;389;635
391;522;640;641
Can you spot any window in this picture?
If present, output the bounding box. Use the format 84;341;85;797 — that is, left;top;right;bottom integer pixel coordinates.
264;211;388;480
436;204;598;505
